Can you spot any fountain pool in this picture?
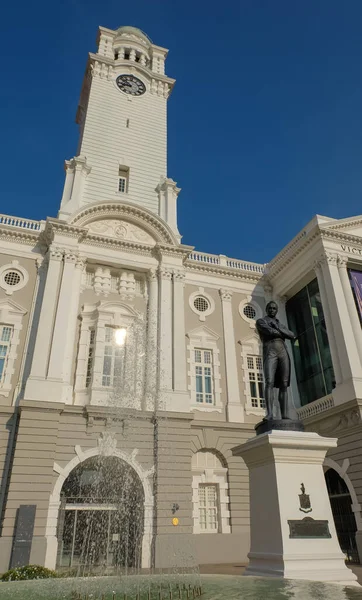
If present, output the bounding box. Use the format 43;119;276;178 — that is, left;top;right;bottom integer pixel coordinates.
1;575;362;600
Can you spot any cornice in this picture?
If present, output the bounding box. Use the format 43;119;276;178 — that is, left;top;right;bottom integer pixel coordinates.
319;228;362;248
185;260;264;283
88;52;175;86
266;229;320;280
153;243;193;261
80;234;154;257
324;217;362;231
0;226;42;247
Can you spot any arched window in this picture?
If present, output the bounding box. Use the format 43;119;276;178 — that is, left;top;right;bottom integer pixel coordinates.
325;468;359;563
191;450;230;534
57;456;144;573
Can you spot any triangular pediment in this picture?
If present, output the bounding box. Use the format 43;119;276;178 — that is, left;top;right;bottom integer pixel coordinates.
322;215;362;238
186;325;220;342
0;299;27;316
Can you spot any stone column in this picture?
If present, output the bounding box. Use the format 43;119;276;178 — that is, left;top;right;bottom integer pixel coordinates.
313;258;342;385
337;255;362;363
145;269;158;411
319;252;361;382
158;267;173;395
173;269;187;393
219;289;244;423
27;247;64;380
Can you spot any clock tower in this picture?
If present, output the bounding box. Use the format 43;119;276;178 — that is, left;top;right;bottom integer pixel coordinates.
59;26;180;240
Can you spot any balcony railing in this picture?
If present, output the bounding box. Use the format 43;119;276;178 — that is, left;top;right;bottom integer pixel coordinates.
188;251;265;274
0;214;42;231
297;395;334;420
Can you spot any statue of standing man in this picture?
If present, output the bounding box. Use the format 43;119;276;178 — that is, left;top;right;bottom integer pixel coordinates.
256;301;296;421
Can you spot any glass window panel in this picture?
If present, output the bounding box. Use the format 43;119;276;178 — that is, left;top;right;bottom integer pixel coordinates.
0;359;4;379
204;375;212;394
196;374;203;393
103;356;112;376
195;350;201;363
1;327;12;342
247;356;254;369
0;345;7;358
250;381;257;398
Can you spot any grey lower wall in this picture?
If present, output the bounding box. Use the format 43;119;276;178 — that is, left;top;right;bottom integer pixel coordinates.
195;532;250;564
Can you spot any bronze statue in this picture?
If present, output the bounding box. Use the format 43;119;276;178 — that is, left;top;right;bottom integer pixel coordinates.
256;301;296;421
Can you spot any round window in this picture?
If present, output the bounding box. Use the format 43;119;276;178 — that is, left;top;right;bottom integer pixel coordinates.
243;304;256;320
193;296;210;313
4;271;22;287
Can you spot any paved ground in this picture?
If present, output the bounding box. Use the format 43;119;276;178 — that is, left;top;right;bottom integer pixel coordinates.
199;563;362;583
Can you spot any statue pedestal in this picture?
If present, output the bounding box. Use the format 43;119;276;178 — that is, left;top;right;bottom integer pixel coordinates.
232;430;359;585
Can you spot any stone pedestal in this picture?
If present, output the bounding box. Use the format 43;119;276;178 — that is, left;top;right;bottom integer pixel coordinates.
232;430;359;585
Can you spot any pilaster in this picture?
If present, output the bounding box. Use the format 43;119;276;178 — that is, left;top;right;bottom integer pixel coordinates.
58;155;91;219
337;255;362;363
158;267;173;395
219;289;244;423
24;248;64;400
173;269;187;394
318;252;362;401
156;178;181;242
145;268;158;411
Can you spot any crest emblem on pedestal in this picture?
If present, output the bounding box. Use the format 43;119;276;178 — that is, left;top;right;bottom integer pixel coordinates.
299;483;312;513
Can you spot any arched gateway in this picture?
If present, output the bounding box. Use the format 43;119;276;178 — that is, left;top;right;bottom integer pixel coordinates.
45;447;154;572
57;456;144;573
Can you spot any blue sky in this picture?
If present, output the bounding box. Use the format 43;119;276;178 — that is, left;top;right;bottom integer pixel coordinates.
1;1;362;264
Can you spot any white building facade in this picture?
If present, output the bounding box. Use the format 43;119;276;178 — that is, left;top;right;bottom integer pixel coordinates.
0;25;362;573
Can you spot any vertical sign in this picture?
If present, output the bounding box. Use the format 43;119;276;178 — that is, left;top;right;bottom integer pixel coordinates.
10;505;36;568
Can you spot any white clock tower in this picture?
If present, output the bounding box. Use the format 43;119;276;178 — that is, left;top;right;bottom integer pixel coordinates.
59;26;181;240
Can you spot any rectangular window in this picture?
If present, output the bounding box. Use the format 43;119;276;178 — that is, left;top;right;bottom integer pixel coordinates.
118;166;129;193
0;325;13;383
286;278;334;405
247;355;265;408
198;484;218;532
102;326;125;387
118;177;126;193
195;349;214;404
85;329;95;388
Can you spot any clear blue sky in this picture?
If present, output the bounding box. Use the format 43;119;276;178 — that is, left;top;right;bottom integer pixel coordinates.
2;1;362;264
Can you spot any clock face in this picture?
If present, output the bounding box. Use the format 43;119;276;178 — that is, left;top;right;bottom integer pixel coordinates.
116;74;146;96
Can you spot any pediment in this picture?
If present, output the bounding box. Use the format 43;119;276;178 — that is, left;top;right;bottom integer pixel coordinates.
0;299;27;319
85;219;156;246
323;215;362;238
186;325;220;342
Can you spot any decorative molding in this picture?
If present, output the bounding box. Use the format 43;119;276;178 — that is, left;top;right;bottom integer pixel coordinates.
337;254;348;268
173;269;185;282
0;261;29;296
70;201;178;246
219;288;233;302
189;288;215;322
86;219;155;246
238;297;262;329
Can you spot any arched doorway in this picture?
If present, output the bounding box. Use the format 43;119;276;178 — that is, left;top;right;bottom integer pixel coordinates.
325;468;359;563
56;456;144;574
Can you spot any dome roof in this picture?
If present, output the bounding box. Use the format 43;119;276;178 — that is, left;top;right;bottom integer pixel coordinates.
115;26;152;46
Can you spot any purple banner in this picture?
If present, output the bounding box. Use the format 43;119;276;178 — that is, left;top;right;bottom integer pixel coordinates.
350;270;362;321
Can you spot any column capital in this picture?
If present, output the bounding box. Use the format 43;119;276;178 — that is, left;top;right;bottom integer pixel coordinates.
147;268;158;282
49;247;64;261
64;252;79;264
219;288;233;302
75;256;87;270
337;254;348;268
158;267;173;280
173;269;185;282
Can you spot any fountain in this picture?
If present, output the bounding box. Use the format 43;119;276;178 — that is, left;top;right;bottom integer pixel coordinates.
2;313;362;599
